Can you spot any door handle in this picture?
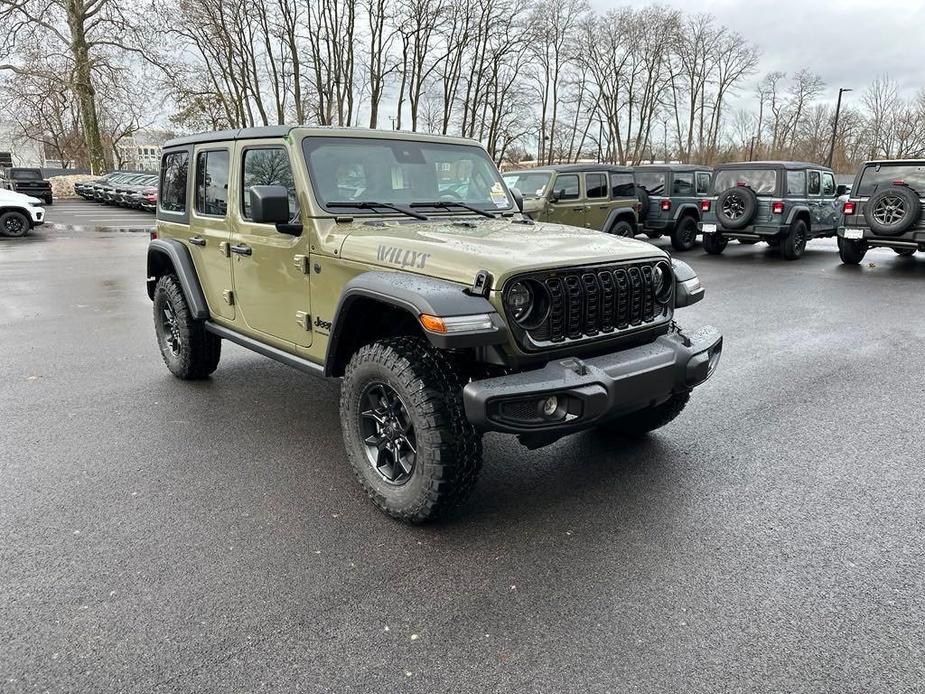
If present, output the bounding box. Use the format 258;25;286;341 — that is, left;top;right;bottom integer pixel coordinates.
230;243;252;256
189;236;206;246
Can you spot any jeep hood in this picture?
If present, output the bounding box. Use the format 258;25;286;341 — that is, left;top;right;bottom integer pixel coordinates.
338;217;664;286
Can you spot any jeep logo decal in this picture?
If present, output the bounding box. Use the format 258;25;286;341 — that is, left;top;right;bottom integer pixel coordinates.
314;316;333;332
377;245;431;269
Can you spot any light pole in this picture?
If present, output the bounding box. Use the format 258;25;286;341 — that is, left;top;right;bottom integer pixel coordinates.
827;87;852;168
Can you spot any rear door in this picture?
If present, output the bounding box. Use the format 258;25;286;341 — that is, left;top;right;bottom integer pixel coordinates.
583;171;610;230
547;173;586;228
229;141;312;348
820;171;839;229
188;145;234;320
807;170;823;229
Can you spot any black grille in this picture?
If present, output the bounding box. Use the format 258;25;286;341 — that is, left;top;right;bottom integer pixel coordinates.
515;260;664;347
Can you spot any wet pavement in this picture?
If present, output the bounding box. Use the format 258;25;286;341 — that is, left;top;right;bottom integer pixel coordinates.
44;199;155;232
1;226;924;693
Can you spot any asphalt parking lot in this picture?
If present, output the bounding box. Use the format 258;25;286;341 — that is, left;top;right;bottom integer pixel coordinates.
44;199;155;231
2;217;924;692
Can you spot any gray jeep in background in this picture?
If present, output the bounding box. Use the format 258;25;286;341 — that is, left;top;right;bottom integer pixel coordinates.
837;159;924;264
634;164;713;251
698;161;842;260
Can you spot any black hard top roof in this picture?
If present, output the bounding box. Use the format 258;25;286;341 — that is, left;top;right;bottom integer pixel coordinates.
714;160;834;172
509;163;634;174
164;125;295;148
862;159;925;166
633;163;712;173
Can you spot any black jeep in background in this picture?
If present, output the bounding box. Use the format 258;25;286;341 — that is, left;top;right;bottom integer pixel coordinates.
0;167;53;205
633;164;713;251
837;160;924;264
698;161;841;260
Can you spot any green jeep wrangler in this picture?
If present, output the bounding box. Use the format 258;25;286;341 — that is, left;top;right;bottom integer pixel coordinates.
698;161;841;260
837;159;924;264
634;164;713;251
502;164;640;237
147;127;722;522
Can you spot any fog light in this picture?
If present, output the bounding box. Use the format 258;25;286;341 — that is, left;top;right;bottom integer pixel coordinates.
542;395;559;417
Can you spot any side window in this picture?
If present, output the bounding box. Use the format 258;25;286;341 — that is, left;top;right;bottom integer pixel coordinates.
553;174;580;201
696;172;711;195
610;173;635;198
786;171;806;196
585;172;608;199
808;170;821;195
241;147;299;221
672;173;694;196
195;150;229;217
821;172;836;197
160;151;189;213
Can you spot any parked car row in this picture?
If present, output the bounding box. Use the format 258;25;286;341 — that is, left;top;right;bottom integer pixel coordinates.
504;158;924;264
74;171;158;212
0;167;53;205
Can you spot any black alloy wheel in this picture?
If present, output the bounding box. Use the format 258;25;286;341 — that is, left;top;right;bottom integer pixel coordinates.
0;211;29;237
359;382;418;486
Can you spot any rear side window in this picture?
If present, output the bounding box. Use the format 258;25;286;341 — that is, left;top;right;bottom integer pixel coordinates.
696;172;711;195
552;174;579;201
195;150;230;217
610;172;635;198
856;163;925;196
160;151;189;213
636;172;665;195
585;172;607;199
821;172;836;196
808;171;821;195
786;171;805;196
672;173;694;196
241;147;299;221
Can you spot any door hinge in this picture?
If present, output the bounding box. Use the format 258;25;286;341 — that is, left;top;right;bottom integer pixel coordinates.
218;241;231;257
293;254;309;274
222;289;234;305
295;311;311;330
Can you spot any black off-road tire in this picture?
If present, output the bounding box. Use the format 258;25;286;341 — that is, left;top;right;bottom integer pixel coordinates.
152;274;221;380
609;219;636;237
894;248;916;257
44;196;53;206
864;186;920;235
671;215;698;251
0;210;30;237
837;237;868;265
340;337;482;523
780;218;809;260
716;187;758;229
635;187;650;222
702;232;728;255
597;392;690;437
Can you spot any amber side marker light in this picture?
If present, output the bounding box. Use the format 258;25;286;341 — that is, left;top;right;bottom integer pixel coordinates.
419;313;495;334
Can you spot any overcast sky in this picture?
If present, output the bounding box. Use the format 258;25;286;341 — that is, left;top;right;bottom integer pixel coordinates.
595;0;925;104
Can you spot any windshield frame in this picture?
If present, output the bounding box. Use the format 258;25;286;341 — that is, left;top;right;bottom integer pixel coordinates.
302;135;514;216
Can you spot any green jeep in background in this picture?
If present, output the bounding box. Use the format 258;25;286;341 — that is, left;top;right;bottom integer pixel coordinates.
146;127;722;522
502;164;640;236
634;164;713;251
698;161;842;260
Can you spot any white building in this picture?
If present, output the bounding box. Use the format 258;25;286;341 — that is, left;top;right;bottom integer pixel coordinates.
0;120;44;167
116;130;173;171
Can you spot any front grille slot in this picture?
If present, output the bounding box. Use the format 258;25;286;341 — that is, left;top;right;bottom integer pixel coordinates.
517;260;665;349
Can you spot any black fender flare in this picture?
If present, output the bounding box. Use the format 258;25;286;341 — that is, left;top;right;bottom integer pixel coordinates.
324;271;506;376
672;203;701;222
146;238;209;320
602;207;638;232
784;206;811;226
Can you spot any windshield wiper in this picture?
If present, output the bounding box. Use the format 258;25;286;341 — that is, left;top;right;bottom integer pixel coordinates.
410;200;498;218
327;201;429;221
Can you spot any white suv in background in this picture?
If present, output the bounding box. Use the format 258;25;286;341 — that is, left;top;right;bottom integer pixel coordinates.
0;187;45;237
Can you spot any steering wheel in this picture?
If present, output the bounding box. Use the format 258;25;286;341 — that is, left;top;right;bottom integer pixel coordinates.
439;189;464;201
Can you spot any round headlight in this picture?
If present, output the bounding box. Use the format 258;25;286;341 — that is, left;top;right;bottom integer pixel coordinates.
506;281;533;320
653;261;673;303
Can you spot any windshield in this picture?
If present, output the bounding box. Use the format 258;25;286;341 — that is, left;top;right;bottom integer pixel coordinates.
857;163;925;197
713;169;778;196
502;171;552;199
635;172;666;195
11;169;42;180
303;137;513;213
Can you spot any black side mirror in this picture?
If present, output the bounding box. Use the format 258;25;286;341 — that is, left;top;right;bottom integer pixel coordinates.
249;185;291;225
836;184;848;196
510;186;524;212
549;190;560;203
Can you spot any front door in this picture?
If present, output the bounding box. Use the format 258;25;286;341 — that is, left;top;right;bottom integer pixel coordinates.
229;143;312;347
189;146;234;320
583;172;610;230
547;173;585;228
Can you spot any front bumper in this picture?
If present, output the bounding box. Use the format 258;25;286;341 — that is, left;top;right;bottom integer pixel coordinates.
463;325;722;435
